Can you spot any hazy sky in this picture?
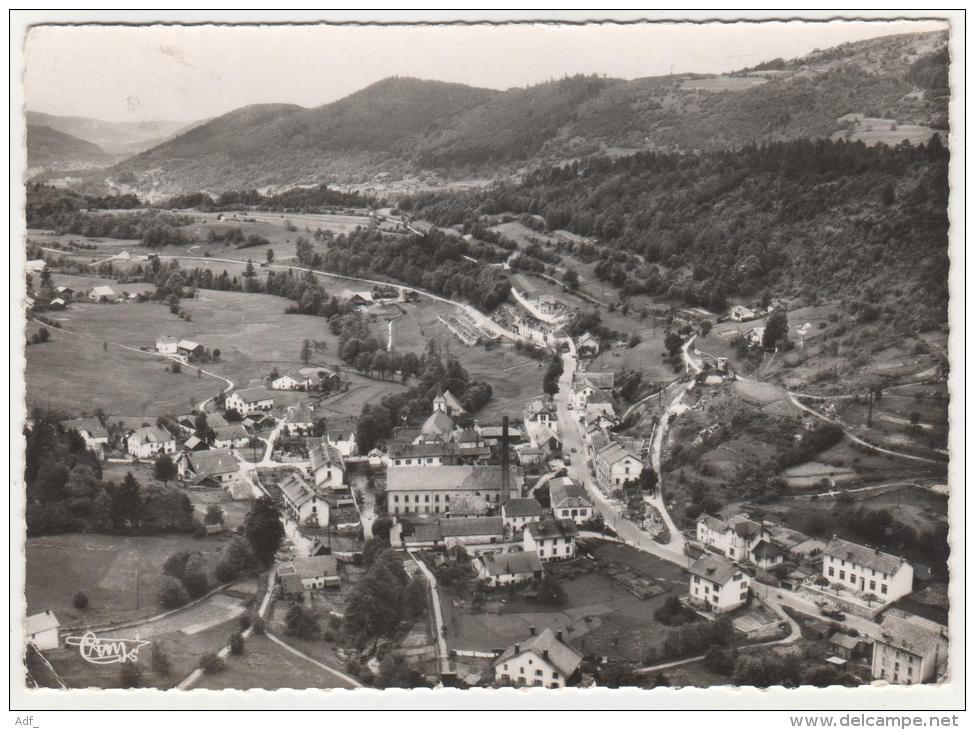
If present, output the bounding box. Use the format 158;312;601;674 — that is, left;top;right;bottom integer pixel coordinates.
25;19;948;123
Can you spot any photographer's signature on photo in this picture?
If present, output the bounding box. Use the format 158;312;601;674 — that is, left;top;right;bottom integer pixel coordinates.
64;631;149;665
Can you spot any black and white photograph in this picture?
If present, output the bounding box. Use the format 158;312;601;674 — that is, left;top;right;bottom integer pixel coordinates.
10;9;963;715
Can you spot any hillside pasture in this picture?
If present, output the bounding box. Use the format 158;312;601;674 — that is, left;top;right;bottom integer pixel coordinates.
25;533;226;628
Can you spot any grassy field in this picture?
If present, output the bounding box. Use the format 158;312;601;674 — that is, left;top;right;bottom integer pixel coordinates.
26;302;217;417
192;633;357;690
25;533;227;628
441;541;689;662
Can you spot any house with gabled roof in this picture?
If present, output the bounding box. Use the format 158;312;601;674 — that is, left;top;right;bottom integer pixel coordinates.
477;550;544;587
871;612;947;684
307;438;346;490
212;423;250;449
501;498;544;530
278;472;328;527
593;438;643;489
494;628;583;688
25;610;60;651
524;518;578;562
697;513;770;563
126;425;177;460
822;537;914;604
225;386;274;413
176;448;239;487
326;427;358;458
688;554;751;614
63;417;109;458
390;515;506;550
177;339;204;359
271;371;310;390
549;477;594;525
575;332;600;357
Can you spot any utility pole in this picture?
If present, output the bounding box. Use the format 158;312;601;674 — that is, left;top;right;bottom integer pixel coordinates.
867;391;874;428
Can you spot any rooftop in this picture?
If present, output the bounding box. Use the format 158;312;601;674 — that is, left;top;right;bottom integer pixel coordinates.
689;554;742;586
876;613;947;657
493;628;583;678
183;448;239;477
527;518;579;541
63;417;108;440
386;464;520;494
232;386;274;403
480;550;543;577
26;610;60;635
550;478;592;510
825;537;907;576
503;498;543;518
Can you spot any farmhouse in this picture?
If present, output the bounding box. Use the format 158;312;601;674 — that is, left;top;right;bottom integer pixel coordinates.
26;259;47;274
63;417;109;458
49;297;66;309
730;304;758;321
822;537;914;604
575;332;599;357
126;425;177;460
326;428;358;458
279;473;329;528
501;497;544;530
386;464;521;516
87;285;116;302
390;516;506;550
494;628;583;688
278;555;341;594
182;435;208;452
176;448;239;486
688;554;751;614
271;371;310;390
225;386;275;413
25;610;60;651
477;550;544;587
744;327;765;347
282;401;317;436
176;339;204;359
697;514;769;563
871;613;947;685
308;438;346;490
212;423;250;449
338;289;374;307
155;335;179;354
514;314;552;347
549;477;594;525
524;518;578;562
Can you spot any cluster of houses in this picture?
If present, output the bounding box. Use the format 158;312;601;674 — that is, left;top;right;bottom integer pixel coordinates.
689;511;947;685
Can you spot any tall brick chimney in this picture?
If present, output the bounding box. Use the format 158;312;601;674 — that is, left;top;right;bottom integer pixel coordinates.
500;415;510;503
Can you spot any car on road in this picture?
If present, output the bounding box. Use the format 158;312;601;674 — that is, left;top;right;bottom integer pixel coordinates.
820;607;846;621
567;403;574;410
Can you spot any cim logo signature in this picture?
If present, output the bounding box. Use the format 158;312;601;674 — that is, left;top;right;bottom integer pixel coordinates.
64;631;150;665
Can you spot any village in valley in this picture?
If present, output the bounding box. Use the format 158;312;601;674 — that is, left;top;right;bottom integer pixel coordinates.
19;21;953;695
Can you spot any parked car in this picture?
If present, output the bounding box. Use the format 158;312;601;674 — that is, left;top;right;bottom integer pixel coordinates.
820;607;846;621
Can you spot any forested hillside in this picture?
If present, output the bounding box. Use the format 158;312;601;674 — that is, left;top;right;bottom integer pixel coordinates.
105;31;948;193
402;136;950;330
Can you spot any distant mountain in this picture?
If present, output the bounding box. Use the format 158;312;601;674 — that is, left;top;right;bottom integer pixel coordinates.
109;30;948;193
26;111;199;157
26;125;111;171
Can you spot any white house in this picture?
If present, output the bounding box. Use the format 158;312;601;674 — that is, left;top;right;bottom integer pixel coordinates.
822;537;914;604
501;498;544;530
225;386;275;413
279;473;329;527
575;332;599;357
308;439;346;490
87;285;116;302
278;555;340;594
749;540;788;570
25;610;60;651
156;335;179;354
593;439;643;489
63;417;109;459
26;259;47;274
284;401;317;436
271;371;310;390
326;428;359;458
494;628;583;688
549;477;594;525
212;423;250;449
524;519;578;562
688;554;751;614
696;514;768;563
477;551;544;587
176;448;239;486
730;304;758;322
126;426;176;460
871;613;948;685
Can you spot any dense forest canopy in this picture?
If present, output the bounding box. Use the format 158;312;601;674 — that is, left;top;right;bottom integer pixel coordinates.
402;136;950;329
